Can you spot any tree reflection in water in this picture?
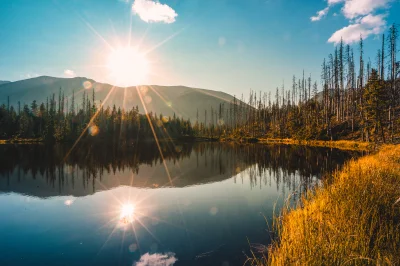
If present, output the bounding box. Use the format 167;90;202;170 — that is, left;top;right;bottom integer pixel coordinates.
0;142;361;198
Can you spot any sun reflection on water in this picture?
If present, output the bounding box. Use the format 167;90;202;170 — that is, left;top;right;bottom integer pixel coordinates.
119;203;135;225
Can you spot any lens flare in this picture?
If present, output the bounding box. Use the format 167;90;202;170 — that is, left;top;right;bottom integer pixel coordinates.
140;86;148;94
162;116;169;123
89;125;99;136
144;95;152;104
210;207;218;215
83;81;92;89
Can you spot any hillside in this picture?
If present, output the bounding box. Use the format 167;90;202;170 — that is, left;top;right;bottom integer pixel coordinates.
0;76;240;123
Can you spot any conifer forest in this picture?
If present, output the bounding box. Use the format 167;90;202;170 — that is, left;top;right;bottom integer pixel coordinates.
1;25;399;144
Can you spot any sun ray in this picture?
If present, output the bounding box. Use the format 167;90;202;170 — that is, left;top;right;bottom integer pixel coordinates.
143;85;185;173
118;87;128;144
137;25;152;51
134;217;162;244
135;86;174;186
93;179;127;208
63;85;117;162
129;172;136;189
194;88;234;103
143;26;188;56
78;15;114;52
130;222;142;255
146;86;189;162
128;9;133;47
95;218;122;256
63;64;109;70
147;85;182;116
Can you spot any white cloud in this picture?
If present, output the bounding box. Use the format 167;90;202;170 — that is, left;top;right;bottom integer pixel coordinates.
328;14;386;44
359;13;386;28
328;0;345;4
132;0;177;24
311;0;392;44
310;0;344;22
64;69;76;77
20;73;39;79
342;0;391;19
135;252;177;266
311;7;330;21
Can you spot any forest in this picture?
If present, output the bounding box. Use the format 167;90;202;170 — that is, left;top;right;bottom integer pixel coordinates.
0;87;194;143
195;24;400;143
0;24;399;144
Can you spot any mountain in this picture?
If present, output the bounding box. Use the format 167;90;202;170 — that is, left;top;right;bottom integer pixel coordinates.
0;81;10;86
0;76;240;123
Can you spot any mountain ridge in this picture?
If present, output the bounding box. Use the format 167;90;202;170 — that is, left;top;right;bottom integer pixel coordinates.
0;76;240;123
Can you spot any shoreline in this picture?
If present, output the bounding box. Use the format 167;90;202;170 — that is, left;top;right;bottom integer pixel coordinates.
220;137;376;151
0;137;377;151
256;138;374;151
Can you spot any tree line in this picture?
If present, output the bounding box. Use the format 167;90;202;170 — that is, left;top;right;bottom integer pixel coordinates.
195;24;399;143
0;87;194;143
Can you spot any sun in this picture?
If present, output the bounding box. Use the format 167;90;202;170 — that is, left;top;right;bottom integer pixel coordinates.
107;47;149;87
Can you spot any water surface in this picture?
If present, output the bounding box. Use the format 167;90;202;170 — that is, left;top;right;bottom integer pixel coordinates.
0;143;359;266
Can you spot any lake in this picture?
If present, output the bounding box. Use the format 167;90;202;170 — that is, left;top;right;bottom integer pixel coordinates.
0;142;360;266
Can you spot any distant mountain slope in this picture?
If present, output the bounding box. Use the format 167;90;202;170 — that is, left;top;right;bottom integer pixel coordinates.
0;76;240;123
0;81;10;86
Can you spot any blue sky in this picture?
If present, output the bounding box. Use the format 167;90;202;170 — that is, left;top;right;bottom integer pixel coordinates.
0;0;399;97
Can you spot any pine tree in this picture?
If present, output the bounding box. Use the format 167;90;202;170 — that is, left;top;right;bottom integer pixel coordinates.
364;69;387;143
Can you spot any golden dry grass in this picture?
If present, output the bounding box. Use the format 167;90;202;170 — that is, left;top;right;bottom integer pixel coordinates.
257;138;374;151
0;138;42;144
250;145;400;265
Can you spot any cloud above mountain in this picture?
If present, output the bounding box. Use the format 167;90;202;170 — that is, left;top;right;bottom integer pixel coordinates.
64;69;76;77
132;0;177;23
310;0;393;44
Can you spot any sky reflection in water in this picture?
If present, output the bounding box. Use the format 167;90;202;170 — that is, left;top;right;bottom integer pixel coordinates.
0;143;360;266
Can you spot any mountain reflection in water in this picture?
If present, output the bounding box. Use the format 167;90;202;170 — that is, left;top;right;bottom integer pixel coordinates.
0;142;361;198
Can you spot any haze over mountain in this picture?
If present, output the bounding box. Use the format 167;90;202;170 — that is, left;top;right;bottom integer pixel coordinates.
0;76;240;123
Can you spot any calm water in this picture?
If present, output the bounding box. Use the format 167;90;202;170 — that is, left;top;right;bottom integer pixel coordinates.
0;143;360;266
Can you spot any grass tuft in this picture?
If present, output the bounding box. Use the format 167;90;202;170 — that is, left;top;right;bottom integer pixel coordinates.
251;145;400;265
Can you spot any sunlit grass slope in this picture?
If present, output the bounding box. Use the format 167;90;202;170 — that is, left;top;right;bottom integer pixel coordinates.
257;138;374;151
263;145;400;265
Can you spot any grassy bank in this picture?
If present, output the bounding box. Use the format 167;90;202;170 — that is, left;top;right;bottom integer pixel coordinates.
252;145;400;265
220;137;375;151
0;138;43;144
258;138;375;151
1;136;375;151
